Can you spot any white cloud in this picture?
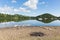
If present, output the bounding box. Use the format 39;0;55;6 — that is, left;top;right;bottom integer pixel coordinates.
0;5;13;14
24;0;38;9
14;7;31;13
19;7;31;12
12;0;17;3
0;5;31;14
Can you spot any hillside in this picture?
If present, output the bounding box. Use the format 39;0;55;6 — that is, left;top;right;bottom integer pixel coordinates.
36;13;56;18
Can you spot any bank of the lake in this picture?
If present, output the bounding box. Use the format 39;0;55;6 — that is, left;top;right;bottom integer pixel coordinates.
0;26;60;40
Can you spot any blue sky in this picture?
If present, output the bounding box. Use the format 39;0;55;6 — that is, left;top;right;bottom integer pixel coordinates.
0;0;60;16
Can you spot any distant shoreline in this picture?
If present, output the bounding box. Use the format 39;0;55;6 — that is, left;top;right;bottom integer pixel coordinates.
0;26;60;29
10;26;60;28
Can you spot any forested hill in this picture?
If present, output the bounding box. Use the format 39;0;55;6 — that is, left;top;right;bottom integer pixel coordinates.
36;13;57;18
0;13;32;20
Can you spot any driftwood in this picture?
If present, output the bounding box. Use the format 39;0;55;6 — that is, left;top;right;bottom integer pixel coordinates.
30;32;45;37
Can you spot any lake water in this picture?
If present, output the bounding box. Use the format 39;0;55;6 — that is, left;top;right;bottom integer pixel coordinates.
0;20;60;28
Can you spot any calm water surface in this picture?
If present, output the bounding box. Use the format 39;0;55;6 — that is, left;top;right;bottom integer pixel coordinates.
0;20;60;28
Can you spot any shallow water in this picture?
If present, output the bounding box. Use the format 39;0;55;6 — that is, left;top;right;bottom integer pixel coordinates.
0;20;60;28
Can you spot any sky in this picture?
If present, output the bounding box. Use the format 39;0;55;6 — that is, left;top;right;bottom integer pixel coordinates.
0;0;60;17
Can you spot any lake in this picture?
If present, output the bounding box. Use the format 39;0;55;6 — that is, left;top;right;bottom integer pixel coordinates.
0;20;60;28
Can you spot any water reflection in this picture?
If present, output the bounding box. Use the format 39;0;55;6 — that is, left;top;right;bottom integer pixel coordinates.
0;18;60;28
36;18;57;23
0;18;60;23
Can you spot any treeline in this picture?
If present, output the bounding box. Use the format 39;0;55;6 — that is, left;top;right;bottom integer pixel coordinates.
36;13;60;20
0;13;31;19
0;13;33;22
36;13;57;18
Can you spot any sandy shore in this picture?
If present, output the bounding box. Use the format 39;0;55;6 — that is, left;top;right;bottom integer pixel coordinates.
0;26;60;40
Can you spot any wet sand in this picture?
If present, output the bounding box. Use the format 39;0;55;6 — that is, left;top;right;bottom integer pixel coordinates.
0;26;60;40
